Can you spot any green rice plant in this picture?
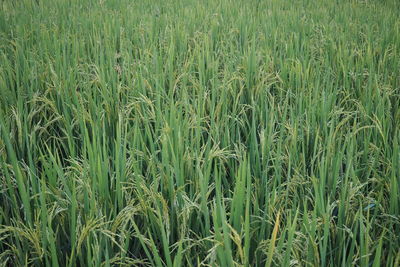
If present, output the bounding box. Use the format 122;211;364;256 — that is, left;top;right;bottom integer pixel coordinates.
0;0;399;266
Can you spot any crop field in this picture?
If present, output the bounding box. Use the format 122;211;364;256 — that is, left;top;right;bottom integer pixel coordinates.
0;0;399;266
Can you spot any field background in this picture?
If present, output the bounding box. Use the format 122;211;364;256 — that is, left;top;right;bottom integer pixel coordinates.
0;0;399;266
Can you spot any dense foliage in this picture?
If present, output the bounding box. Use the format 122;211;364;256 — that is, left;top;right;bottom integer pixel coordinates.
0;0;399;266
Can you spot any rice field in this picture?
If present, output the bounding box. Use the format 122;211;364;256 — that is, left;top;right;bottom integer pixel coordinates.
0;0;399;266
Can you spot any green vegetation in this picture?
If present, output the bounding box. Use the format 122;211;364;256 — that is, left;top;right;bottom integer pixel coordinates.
1;0;399;266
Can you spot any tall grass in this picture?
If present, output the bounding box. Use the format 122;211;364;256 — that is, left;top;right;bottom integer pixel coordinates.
0;0;399;266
